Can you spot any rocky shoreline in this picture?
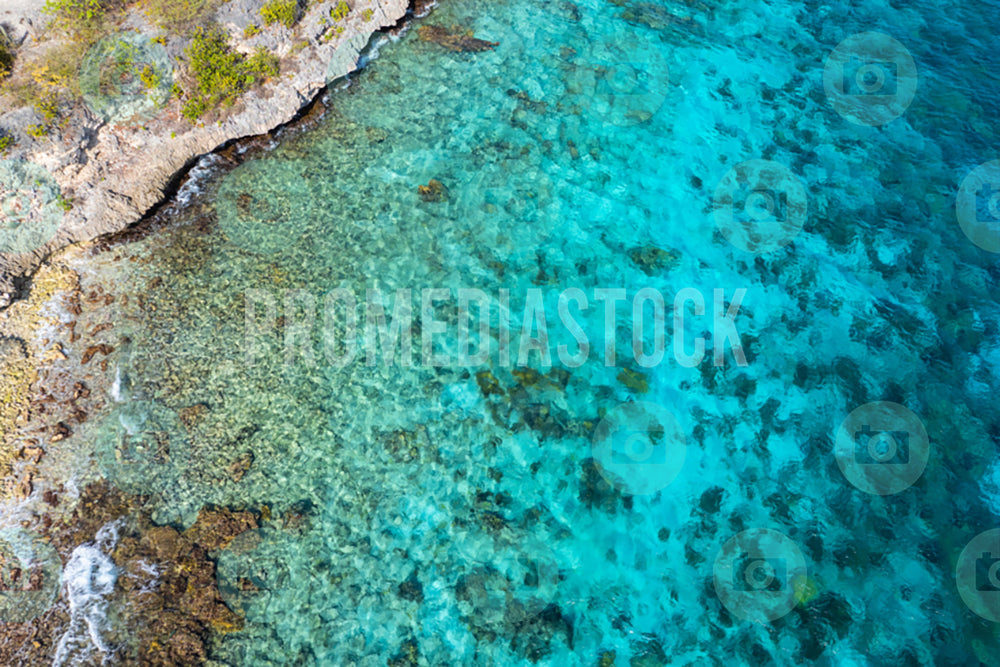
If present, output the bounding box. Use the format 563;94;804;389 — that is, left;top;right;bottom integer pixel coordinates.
0;0;435;662
0;0;416;304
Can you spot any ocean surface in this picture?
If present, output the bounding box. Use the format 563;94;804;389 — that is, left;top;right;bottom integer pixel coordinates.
50;0;1000;663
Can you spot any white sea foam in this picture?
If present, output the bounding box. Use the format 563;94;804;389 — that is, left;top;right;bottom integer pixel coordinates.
110;365;122;403
173;153;226;209
358;32;402;70
125;559;161;596
52;520;121;667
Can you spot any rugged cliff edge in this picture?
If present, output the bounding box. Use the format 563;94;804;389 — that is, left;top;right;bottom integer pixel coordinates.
0;0;411;304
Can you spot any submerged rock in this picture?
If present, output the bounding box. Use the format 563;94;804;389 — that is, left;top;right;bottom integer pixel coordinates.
629;634;668;667
417;24;500;52
228;450;255;482
179;403;209;430
417;178;449;203
518;402;568;439
184;506;260;551
626;246;680;276
507;601;574;662
115;505;262;663
579;457;625;514
388;638;420;667
480;510;509;533
475;370;505;397
80;343;114;365
617;367;650;394
620;2;686;30
397;571;424;603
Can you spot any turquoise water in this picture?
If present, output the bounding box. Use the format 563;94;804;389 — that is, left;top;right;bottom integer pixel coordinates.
69;0;1000;663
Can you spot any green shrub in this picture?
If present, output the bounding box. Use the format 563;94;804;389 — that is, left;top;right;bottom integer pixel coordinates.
141;0;222;32
0;32;14;80
42;0;122;39
27;124;49;138
243;24;261;38
330;0;350;22
35;94;61;121
321;24;344;42
362;8;373;21
246;48;280;76
180;95;206;121
0;133;14;153
2;42;86;129
139;63;162;90
180;28;279;122
260;0;299;28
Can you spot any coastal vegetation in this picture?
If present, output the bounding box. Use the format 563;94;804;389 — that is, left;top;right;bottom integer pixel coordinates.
26;123;50;138
320;1;350;40
142;0;225;32
3;41;82;131
179;27;279;121
2;0;287;128
260;0;300;28
331;0;351;22
42;0;124;40
95;37;160;94
0;28;14;80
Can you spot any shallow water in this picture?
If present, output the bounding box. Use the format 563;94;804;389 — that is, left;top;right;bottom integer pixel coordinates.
55;0;1000;663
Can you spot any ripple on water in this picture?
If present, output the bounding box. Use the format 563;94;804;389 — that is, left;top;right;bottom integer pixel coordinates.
67;0;1000;662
